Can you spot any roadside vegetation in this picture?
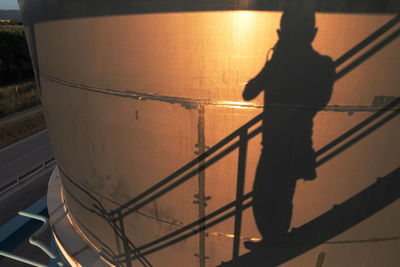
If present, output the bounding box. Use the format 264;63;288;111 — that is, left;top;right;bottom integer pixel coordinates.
0;110;45;149
0;21;45;147
0;81;40;118
0;23;33;83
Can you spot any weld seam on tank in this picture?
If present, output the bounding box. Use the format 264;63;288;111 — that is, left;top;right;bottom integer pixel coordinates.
39;72;399;113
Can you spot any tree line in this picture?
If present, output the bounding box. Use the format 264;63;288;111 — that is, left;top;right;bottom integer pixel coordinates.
0;25;33;84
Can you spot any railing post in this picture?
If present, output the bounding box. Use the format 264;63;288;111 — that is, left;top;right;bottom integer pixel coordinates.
232;129;248;259
118;214;132;267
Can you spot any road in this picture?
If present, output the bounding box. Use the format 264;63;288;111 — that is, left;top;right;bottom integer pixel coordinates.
0;129;55;266
0;129;53;191
0;105;42;124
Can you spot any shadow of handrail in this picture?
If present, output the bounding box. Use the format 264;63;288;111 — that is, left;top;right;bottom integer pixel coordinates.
109;13;400;219
121;166;400;263
60;91;399;265
334;14;400;67
108;113;263;217
111;97;400;263
58;93;400;266
218;167;400;266
110;96;400;221
58;14;400;267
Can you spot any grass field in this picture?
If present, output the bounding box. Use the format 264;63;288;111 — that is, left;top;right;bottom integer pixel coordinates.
0;110;46;149
0;25;24;33
0;80;45;148
0;80;40;118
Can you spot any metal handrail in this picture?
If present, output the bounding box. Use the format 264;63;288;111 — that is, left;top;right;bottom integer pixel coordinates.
0;211;64;267
0;157;56;194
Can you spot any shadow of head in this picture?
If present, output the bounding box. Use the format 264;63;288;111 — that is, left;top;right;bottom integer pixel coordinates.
277;4;318;45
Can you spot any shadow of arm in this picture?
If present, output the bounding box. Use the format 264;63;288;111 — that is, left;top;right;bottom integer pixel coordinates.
243;60;270;101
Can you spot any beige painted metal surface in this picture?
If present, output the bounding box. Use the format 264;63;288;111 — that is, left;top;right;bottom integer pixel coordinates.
22;8;400;267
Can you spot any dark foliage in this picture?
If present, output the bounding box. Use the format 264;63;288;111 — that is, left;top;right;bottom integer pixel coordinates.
0;26;33;83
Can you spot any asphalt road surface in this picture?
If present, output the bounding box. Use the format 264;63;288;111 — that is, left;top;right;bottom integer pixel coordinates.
0;129;53;190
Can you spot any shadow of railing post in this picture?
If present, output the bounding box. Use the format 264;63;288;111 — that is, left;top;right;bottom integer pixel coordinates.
196;103;207;267
218;166;400;267
60;14;400;265
105;94;399;263
117;214;133;267
232;128;249;259
107;12;400;219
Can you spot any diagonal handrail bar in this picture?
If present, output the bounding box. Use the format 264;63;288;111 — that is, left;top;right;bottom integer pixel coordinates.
58;165;152;266
115;125;263;219
108;113;263;217
334;14;400;67
217;166;400;267
317;101;400;165
117;164;400;261
316;96;400;156
335;27;400;80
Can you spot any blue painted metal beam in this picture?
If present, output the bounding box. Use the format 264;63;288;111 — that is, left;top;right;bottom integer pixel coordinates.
0;196;48;252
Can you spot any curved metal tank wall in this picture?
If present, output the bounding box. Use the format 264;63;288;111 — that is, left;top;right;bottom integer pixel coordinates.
20;1;400;266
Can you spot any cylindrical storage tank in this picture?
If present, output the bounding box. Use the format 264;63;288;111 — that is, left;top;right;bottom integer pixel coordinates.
20;1;400;266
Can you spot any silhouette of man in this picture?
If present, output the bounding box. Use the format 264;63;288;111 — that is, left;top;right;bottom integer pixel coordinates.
242;6;335;248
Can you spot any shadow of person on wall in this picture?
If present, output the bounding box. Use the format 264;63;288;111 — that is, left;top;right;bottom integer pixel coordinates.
242;4;335;250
